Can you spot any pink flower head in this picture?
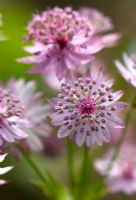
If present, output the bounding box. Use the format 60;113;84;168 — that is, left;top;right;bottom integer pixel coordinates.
0;153;13;185
95;143;136;195
8;79;51;151
115;53;136;87
18;7;119;80
0;87;31;148
50;67;126;147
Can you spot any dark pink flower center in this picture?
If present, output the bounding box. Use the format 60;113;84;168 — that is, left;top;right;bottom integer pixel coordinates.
53;38;68;50
76;98;96;115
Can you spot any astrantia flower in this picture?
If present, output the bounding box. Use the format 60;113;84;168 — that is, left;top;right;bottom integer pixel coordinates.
0;153;13;185
0;87;31;148
8;79;51;151
95;143;136;195
50;68;126;147
115;53;136;87
18;7;119;80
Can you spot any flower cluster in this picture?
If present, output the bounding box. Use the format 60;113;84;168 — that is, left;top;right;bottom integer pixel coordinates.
0;87;29;148
8;79;51;151
0;5;133;199
95;142;136;195
50;68;126;147
18;7;119;79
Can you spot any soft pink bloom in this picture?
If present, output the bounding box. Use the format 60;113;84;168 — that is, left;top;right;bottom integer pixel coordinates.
115;53;136;87
0;87;32;148
50;67;126;147
95;143;136;195
8;79;51;151
18;7;119;80
0;153;13;185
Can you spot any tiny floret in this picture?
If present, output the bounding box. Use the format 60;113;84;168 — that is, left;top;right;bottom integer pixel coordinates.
50;68;126;147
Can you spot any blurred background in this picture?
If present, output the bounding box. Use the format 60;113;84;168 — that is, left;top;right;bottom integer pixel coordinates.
0;0;136;199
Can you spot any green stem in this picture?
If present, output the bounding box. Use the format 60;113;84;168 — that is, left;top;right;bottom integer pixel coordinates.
106;92;136;173
18;145;52;198
80;146;89;186
67;140;75;187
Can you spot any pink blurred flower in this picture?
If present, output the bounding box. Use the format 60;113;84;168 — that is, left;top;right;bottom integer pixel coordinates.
0;153;13;185
8;79;51;151
95;143;136;195
115;53;136;87
50;67;126;147
0;87;32;148
18;7;119;80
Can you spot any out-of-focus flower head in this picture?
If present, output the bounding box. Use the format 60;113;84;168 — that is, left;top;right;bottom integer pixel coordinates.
111;127;133;144
8;79;51;151
42;135;64;157
50;67;126;147
115;53;136;87
95;142;136;195
0;153;13;185
0;86;32;149
18;7;120;80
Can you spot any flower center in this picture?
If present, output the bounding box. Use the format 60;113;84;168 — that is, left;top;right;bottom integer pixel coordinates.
76;98;96;115
53;38;68;50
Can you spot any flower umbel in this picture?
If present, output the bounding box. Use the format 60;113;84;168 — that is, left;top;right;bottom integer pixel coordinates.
18;7;119;80
95;142;136;195
0;87;30;148
115;53;136;87
8;79;51;151
50;68;126;147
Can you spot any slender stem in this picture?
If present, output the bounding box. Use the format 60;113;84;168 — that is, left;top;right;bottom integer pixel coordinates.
67;140;75;187
77;146;90;200
106;93;136;173
20;147;49;183
18;145;53;198
80;146;89;186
